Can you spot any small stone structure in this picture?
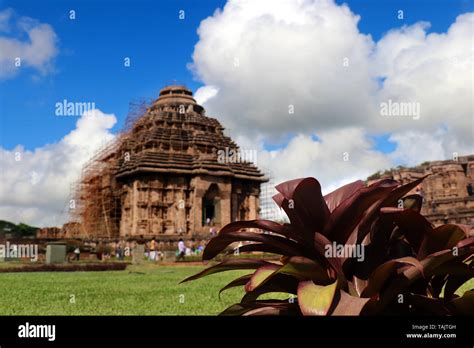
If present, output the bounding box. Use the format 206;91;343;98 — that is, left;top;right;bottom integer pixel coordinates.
45;244;66;264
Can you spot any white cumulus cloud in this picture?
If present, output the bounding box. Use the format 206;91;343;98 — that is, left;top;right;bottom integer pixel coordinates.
0;109;116;227
191;0;473;191
194;85;219;105
252;128;392;192
0;8;58;79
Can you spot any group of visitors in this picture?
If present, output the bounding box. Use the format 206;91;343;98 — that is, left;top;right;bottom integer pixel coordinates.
70;237;207;263
144;237;206;261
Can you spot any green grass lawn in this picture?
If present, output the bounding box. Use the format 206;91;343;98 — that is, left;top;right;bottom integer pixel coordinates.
0;263;471;315
0;264;250;315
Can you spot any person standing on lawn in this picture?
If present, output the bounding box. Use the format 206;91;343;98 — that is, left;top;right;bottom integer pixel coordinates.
176;238;186;261
149;237;157;261
74;247;80;261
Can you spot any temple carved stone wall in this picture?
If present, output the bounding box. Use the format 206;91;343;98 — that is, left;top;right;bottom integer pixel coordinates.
67;85;267;240
368;155;474;226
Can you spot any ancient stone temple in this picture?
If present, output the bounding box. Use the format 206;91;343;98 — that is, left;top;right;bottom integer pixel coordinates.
367;155;474;226
70;85;266;240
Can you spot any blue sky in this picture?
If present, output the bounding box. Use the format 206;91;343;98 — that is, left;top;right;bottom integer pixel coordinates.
0;0;471;151
1;0;472;227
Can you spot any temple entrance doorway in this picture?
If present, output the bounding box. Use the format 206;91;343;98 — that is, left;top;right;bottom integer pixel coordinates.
202;184;220;226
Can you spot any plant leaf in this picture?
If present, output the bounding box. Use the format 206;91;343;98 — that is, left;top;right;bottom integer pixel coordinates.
274;177;330;240
402;194;423;212
430;274;448;298
405;293;451;315
324;180;365;212
203;230;310;261
220;300;299;316
245;264;281;292
219;303;253;316
245;256;332;294
243;307;281;315
442;258;474;300
314;232;343;276
417;224;469;259
444;274;474;300
180;259;275;283
380;175;429;207
324;179;398;244
297;280;338;316
450;290;474;315
373;239;474;313
423;237;474;274
351;176;429;247
329;290;372;315
278;256;331;283
242;274;299;303
228;242;286;256
381;207;433;253
361;257;424;298
218;274;253;298
217;219;301;242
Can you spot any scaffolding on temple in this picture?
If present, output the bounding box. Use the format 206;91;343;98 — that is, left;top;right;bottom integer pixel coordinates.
258;168;284;222
69;138;120;239
68;99;152;239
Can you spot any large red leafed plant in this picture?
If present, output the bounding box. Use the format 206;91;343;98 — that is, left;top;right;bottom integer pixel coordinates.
182;177;474;315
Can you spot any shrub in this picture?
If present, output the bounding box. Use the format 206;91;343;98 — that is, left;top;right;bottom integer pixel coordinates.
367;171;381;181
182;177;474;315
0;263;129;273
